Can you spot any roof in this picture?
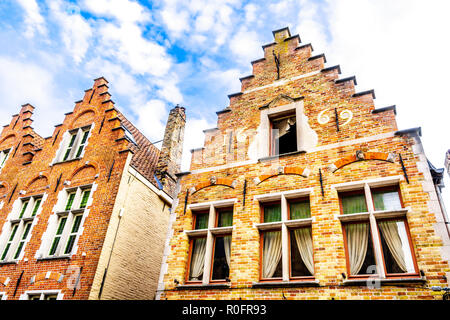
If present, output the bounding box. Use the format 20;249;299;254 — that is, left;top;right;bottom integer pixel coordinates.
116;111;161;187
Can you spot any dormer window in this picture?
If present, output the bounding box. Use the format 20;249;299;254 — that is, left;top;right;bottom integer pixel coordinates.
270;112;297;156
55;125;91;163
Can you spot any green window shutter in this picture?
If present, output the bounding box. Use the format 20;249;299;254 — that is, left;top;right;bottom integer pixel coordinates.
18;201;29;219
63;134;77;161
75;131;89;158
49;217;67;256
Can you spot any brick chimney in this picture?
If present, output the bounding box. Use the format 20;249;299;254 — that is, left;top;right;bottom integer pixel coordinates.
155;105;186;197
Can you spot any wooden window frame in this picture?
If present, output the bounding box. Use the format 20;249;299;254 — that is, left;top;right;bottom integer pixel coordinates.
337;183;418;280
268;111;297;157
56;125;92;164
185;202;235;285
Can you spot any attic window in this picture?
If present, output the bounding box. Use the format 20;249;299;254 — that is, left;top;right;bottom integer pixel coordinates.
270;112;297;155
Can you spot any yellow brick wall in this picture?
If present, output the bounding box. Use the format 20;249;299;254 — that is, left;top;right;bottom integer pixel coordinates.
160;28;449;300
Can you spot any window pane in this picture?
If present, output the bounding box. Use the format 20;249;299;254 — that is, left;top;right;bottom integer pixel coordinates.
19;200;29;218
217;210;233;227
75;131;89;158
194;212;209;229
373;190;402;211
211;236;231;280
63;134;77;161
262;231;282;278
263;204;281;222
341;194;367;214
31;199;42;216
290;228;314;277
290;201;311;219
189;237;206;281
378;220;415;274
271;115;297;155
344;222;377;275
79;190;91;208
65;193;76;211
14;223;32;259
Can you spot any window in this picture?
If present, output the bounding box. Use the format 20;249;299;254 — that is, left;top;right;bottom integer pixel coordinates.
24;291;61;300
56;126;91;163
0;148;10;170
46;186;91;258
185;200;235;284
257;194;314;282
338;183;418;279
270;112;297;156
0;195;43;262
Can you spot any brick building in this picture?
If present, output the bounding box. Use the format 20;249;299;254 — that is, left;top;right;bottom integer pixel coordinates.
157;27;450;300
0;77;185;300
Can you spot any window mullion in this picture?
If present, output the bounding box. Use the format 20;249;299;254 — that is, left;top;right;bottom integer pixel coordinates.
365;183;385;278
281;195;289;281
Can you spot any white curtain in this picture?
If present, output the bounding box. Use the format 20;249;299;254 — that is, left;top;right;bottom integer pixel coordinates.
346;223;369;275
262;231;282;278
224;235;231;267
294;228;314;275
189;238;206;280
378;221;407;272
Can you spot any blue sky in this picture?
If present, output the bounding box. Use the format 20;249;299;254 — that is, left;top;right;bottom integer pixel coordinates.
0;0;449;207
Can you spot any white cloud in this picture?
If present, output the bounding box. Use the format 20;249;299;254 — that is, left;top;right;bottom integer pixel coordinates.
83;0;151;23
136;99;168;142
0;56;63;137
181;117;216;171
17;0;47;38
229;28;262;66
49;0;92;64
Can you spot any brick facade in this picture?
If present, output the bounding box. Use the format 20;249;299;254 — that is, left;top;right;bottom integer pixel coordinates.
158;28;450;300
0;78;184;300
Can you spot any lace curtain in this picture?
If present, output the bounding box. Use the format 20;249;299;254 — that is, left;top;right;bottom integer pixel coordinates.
189;238;206;280
262;231;282;278
346;223;369;275
293;228;314;275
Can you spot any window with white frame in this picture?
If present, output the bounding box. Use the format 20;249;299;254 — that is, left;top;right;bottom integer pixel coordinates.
0;148;10;170
0;195;43;262
255;190;315;282
24;291;61;300
185;200;235;284
336;179;418;279
46;186;91;257
56;125;91;163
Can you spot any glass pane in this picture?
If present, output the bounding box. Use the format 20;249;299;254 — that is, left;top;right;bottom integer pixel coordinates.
262;231;282;278
29;295;41;300
263;204;281;222
211;236;230;280
56;217;67;235
378;220;415;274
217;210;233;227
8;225;19;241
71;215;82;233
19;201;29;218
49;237;61;256
45;295;57;300
65;193;76;211
189;237;207;281
31;199;41;216
290;228;313;277
64;235;76;254
1;244;11;260
271;116;297;155
290;201;311;219
341;194;367;214
344;222;376;275
80;190;91;208
373;190;402;211
194;212;209;229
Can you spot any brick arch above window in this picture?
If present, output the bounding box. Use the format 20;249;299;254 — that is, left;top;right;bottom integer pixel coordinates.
70;109;96;129
69;163;99;184
189;177;237;195
0;134;16;149
254;166;310;185
29;272;64;285
25;174;49;193
328;151;395;173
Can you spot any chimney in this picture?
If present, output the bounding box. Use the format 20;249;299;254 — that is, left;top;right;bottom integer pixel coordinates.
155;105;186;196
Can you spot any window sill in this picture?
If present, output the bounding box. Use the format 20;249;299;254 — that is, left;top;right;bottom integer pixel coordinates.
337;212;370;222
373;208;408;219
252;280;320;288
176;283;231;290
258;150;306;162
36;255;71;262
0;260;18;266
342;277;426;286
